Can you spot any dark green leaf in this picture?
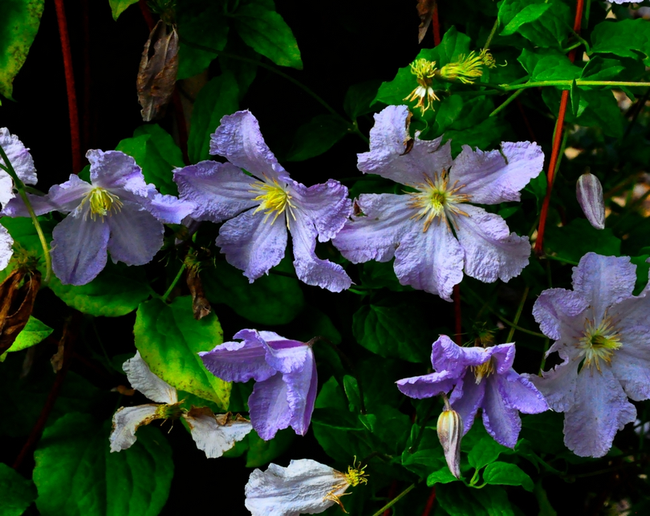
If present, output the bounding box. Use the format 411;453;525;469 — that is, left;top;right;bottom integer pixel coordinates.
483;461;534;492
245;429;294;467
218;37;260;101
359;260;410;291
177;7;229;80
426;467;458;486
467;434;509;470
108;0;138;21
344;80;382;119
545;218;621;263
498;0;570;49
500;3;552;37
0;216;54;280
0;462;37;516
631;251;650;296
401;425;446;477
438;483;515;516
285;114;350;161
580;56;625;82
591;19;650;62
518;48;580;83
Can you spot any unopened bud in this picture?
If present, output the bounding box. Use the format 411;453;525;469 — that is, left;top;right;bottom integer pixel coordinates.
576;172;605;230
437;405;463;478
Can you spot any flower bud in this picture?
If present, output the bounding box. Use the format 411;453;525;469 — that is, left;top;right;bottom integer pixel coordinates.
576;172;605;230
437;407;463;478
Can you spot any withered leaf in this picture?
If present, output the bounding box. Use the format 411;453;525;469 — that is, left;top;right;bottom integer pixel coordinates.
0;268;41;355
417;0;436;44
137;20;179;122
187;267;212;320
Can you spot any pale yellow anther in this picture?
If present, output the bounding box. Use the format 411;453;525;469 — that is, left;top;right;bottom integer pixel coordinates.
578;315;622;372
80;187;124;221
472;357;496;385
404;58;440;115
250;178;296;227
324;460;368;513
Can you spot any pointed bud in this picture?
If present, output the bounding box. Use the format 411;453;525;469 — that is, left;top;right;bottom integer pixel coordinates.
437;404;463;478
576;172;605;230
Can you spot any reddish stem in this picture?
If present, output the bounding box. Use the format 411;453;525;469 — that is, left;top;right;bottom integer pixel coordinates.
453;284;462;346
53;0;82;173
81;0;92;152
139;0;155;30
534;0;585;255
421;487;437;516
432;1;441;46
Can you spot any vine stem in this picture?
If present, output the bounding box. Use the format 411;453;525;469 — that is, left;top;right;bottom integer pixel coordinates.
370;483;417;516
53;0;83;173
432;1;441;46
162;262;187;302
506;286;529;342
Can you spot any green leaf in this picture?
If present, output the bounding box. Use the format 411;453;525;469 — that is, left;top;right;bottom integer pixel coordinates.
483;461;534;492
0;316;53;362
0;216;54;280
187;71;239;163
580;56;625;82
426;467;459;486
245;429;294;467
518;48;581;83
233;3;302;69
49;261;150;317
467;435;509;470
631;251;650;296
401;424;446;477
177;6;229;80
498;0;570;49
545;218;621;263
591;19;650;62
285;114;350;161
34;413;173;516
202;258;304;325
134;296;231;408
0;462;37;516
359;261;410;291
344;80;382;119
500;3;552;37
437;483;514;516
108;0;138;21
0;0;44;102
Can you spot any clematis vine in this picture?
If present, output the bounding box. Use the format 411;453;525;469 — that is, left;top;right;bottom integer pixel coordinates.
397;335;548;449
173;110;352;292
200;329;317;441
531;252;650;457
333;105;544;301
4;149;194;285
110;352;252;458
244;459;367;516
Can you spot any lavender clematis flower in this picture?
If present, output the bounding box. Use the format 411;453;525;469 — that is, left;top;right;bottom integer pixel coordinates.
397;335;548;448
200;329;318;441
531;252;650;457
173;110;352;292
4;149;194;285
332;105;544;301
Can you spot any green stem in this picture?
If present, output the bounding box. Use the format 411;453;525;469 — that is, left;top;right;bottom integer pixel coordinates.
483;19;499;49
489;88;525;117
501;79;650;91
506;286;529;342
544;254;579;266
370;483;417;516
162;262;187;302
0;149;52;284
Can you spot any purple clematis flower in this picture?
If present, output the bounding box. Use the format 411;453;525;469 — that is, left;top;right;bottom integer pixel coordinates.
173;110;352;292
4;149;194;285
397;335;548;448
531;252;650;457
332;105;544;301
199;329;318;441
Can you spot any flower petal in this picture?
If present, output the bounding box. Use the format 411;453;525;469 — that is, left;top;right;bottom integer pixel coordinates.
285;351;317;436
449;141;544;205
2;192;58;217
184;408;253;458
532;288;589;341
123;352;177;404
0;172;14;209
486;344;516;375
481;375;522;448
0;224;13;271
145;192;196;224
528;354;579;413
173;160;258;223
454;204;531;283
248;372;291;440
0;128;37;186
430;335;490;375
109;404;160;452
499;369;548;414
449;371;485;435
106;204;164;266
216;209;288;282
611;326;650;402
396;370;459;399
51;214;110;285
87;149;150;197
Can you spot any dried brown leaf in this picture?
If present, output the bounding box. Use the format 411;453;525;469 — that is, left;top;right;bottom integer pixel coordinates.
0;268;41;354
187;267;211;320
417;0;436;44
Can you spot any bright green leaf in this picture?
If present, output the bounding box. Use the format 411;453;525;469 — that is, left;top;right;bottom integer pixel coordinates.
483;461;534;492
498;0;570;49
285;114;350;161
518;48;581;83
0;462;37;516
0;316;53;362
426;467;459;486
468;435;509;470
438;483;515;516
108;0;138;21
580;56;625;82
500;3;552;36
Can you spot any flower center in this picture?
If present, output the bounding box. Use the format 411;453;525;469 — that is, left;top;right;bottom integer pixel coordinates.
344;464;369;487
407;170;470;232
154;402;184;420
404;58;440;115
578;315;622;372
472;357;496;384
80;187;123;221
250;178;296;227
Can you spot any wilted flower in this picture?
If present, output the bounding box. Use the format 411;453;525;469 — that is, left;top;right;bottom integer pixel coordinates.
333;105;544;301
576;172;605;230
244;459;367;516
200;329;318;440
439;49;495;84
437;396;463;478
110;352;252;458
174;110;352;292
531;252;650;457
403;58;440;115
397;335;548;448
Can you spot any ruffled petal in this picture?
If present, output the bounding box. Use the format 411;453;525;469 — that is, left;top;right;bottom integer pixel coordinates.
285;351;317;436
449;371;485;435
248;372;291;440
454;204;531;283
611;332;650;402
184;408;253;458
0;128;37;186
51;215;109;285
210;110;289;183
449;141;544;205
123;352;177;404
333;193;415;263
145;192;196;224
430;335;490;375
0;224;13;271
357;105;453;186
47;174;94;214
563;366;636;457
482;375;522;448
499;369;548;414
528;354;579;413
393;220;464;301
109;404;161;452
106;204;164;265
532;288;589;341
216;209;288;282
87;150;150;197
263;338;311;375
396;370;459;399
173;161;257;223
486;344;516;374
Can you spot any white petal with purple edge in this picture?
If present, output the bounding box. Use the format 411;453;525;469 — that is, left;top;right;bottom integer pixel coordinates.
183;409;252;458
263;339;310;375
87;150;150;196
0;128;37;186
109;404;160;452
449;142;544;205
0;224;12;270
450;372;485;435
216;209;288;282
482;375;522;448
532;288;588;341
248;372;291;440
107;204;164;265
454;204;531;283
123;352;177;404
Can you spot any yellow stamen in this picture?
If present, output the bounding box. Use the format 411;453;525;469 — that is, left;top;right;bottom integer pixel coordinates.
440;51;486;84
249;178;296;227
578;315;622;372
404;58;440;115
79;187;123;221
324;460;369;513
472;357;496;384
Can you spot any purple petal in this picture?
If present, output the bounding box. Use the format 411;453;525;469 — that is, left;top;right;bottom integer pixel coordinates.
485;344;516;375
333;193;415;263
611;331;650;402
449;141;544;205
430;335;490;375
216;209;288;282
0;225;13;271
210;110;289;183
563;367;636;457
106;204;164;265
285;351;317;436
481;375;522;448
393;220;464;301
145;192;196;224
528;355;579;413
396;370;459;399
450;371;485;435
0;128;37;187
87;150;150;196
173;161;258;223
248;372;291;440
499;369;548;414
532;288;589;341
48;175;93;214
358;105;453;186
2;192;59;217
454;204;531;283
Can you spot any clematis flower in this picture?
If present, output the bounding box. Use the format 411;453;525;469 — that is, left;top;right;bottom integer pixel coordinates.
244;459;367;516
333;105;544;301
4;149;194;285
531;252;650;457
110;352;252;458
200;329;317;441
173;110;352;293
397;335;548;448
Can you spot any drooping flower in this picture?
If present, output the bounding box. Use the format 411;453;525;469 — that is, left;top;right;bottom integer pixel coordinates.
439;49;496;84
403;58;440;115
531;252;650;457
333;105;544;301
4;149;194;285
397;335;548;448
200;329;317;441
110;352;252;458
576;172;605;230
244;459;368;516
173;110;352;293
